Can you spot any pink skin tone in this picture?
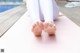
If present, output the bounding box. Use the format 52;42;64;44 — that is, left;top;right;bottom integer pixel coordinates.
32;21;43;37
32;21;56;37
43;22;56;36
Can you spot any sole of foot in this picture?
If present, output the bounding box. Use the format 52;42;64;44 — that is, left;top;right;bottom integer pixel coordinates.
32;21;43;37
43;21;56;36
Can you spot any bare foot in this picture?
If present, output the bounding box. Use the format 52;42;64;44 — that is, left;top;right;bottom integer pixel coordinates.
32;21;43;37
43;22;56;36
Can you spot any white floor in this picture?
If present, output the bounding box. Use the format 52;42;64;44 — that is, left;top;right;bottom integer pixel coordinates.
0;12;80;53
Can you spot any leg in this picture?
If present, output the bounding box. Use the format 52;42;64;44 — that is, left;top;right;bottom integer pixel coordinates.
27;0;40;22
39;0;54;22
27;0;43;37
39;0;59;36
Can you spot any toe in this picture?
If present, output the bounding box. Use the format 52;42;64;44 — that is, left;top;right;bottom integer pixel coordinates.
39;22;43;29
32;24;37;32
44;22;48;29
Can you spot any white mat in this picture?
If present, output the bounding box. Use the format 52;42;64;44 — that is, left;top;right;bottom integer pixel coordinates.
0;12;80;53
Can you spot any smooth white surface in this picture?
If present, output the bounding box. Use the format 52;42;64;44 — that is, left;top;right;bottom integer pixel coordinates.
0;12;80;53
